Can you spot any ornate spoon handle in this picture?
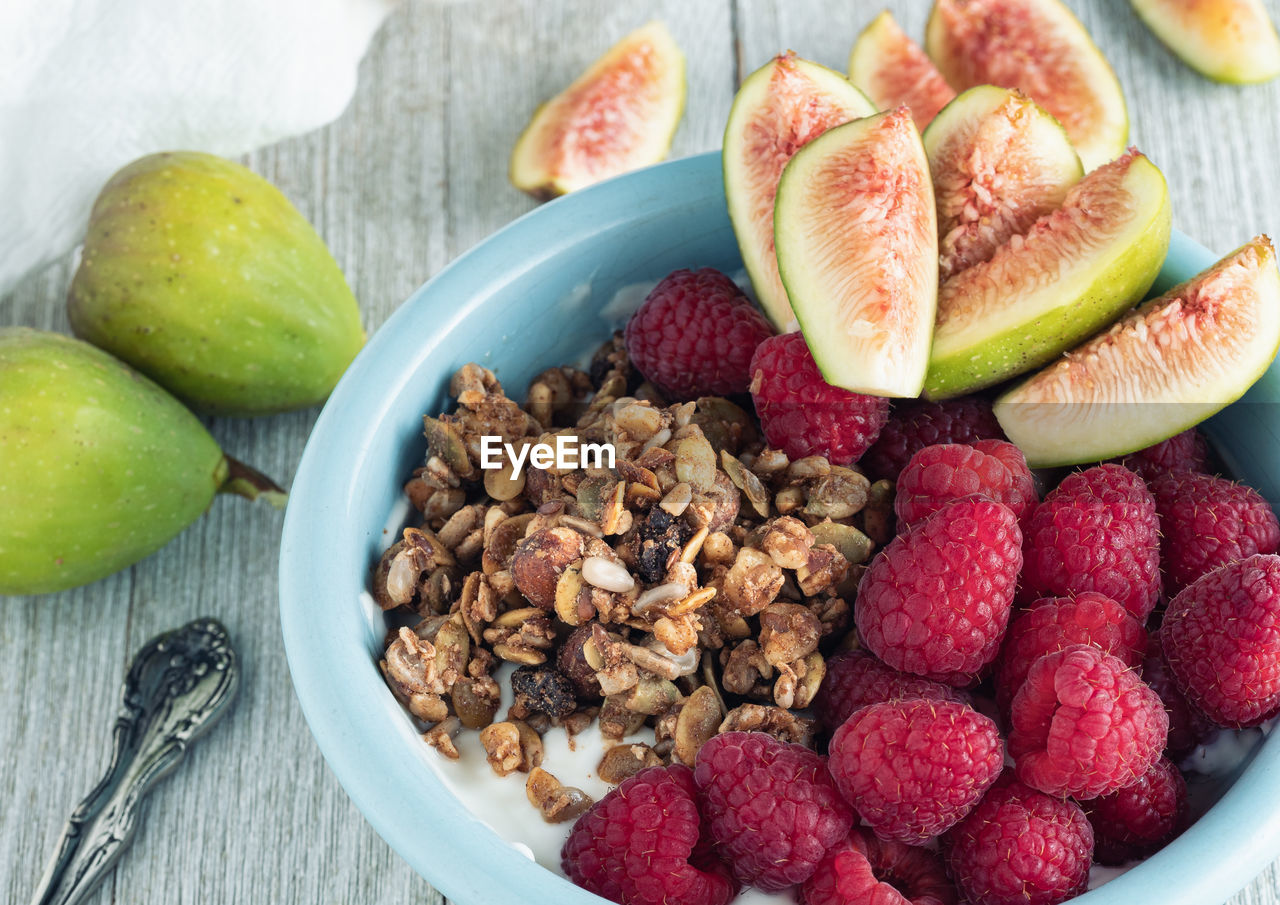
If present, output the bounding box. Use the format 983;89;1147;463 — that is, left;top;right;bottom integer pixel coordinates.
29;618;240;905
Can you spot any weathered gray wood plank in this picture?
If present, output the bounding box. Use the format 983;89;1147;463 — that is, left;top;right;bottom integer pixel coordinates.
1;1;1279;904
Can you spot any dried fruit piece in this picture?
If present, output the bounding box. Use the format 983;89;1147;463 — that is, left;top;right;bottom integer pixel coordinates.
724;52;875;328
1130;0;1280;84
67;152;364;415
925;0;1128;170
924;150;1171;399
923;85;1082;280
0;328;282;594
847;11;956;130
775;108;937;398
995;237;1280;466
509;22;686;198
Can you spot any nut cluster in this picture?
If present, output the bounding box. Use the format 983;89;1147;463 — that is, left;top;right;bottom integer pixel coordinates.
373;335;894;821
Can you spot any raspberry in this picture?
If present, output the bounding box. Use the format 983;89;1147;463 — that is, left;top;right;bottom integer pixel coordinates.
813;650;961;732
561;764;735;905
748;332;890;466
1009;644;1168;799
1151;470;1280;594
623;268;775;400
945;778;1093;905
1020;463;1161;621
995;592;1146;712
974;439;1038;526
862;398;1005;481
1115;428;1209;484
694;730;854;891
1142;632;1211;759
828;699;1004;844
1086;756;1188;866
855;496;1022;685
894;442;1034;527
1162;553;1280;728
800;828;956;905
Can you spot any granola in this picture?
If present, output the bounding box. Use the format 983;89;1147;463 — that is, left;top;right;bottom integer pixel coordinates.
372;336;892;823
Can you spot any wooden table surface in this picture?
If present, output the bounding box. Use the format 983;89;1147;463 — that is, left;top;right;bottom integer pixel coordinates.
3;1;1280;902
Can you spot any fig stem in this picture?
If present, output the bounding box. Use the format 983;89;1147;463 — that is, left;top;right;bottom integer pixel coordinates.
220;455;288;509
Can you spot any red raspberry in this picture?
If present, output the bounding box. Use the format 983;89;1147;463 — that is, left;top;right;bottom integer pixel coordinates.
813;650;961;731
1009;644;1168;799
974;439;1038;526
828;698;1004;844
748;332;890;466
862;398;1005;481
1086;756;1188;866
995;592;1146;712
623;268;775;400
855;496;1022;686
800;828;957;905
1162;553;1280;728
694;731;854;891
945;778;1093;905
1151;470;1280;594
1142;632;1211;759
1020;463;1161;621
894;442;1034;527
1115;428;1209;484
561;764;735;905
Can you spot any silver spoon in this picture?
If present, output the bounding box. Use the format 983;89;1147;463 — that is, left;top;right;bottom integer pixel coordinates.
29;618;240;905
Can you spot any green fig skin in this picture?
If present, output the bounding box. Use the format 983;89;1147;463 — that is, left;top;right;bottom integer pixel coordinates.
1;328;230;594
67;151;365;416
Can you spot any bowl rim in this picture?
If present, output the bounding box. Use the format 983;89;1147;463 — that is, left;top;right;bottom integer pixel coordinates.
280;150;1280;905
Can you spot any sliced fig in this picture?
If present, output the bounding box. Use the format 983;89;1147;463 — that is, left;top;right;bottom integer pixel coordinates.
994;237;1280;467
925;0;1128;170
723;53;876;329
848;11;956;131
774;108;938;398
923;149;1171;400
509;21;686;199
924;85;1083;281
1130;0;1280;84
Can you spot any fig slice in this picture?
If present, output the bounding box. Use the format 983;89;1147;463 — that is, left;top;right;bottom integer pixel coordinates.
509;21;686;199
848;11;956;131
924;85;1083;281
1129;0;1280;84
923;149;1171;400
994;237;1280;467
925;0;1128;171
774;107;938;398
723;52;876;330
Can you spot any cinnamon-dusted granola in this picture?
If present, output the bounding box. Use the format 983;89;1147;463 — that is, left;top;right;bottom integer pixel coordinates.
371;336;895;817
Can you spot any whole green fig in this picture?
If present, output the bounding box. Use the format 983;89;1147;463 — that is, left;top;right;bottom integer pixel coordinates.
67;151;365;416
0;328;283;595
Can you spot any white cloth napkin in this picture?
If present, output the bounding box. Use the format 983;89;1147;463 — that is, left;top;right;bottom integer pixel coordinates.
0;0;397;297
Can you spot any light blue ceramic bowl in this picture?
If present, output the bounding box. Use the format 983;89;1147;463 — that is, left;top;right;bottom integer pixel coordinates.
280;151;1280;905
